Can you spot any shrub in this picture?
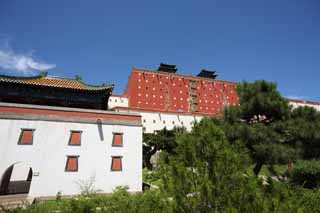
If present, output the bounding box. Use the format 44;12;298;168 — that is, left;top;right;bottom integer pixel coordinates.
290;160;320;189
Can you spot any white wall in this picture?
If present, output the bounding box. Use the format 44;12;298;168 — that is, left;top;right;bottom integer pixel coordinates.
289;101;320;111
110;95;208;133
108;96;128;109
113;108;204;133
0;119;142;198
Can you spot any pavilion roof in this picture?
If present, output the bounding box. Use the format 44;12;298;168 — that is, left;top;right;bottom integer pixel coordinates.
0;72;114;92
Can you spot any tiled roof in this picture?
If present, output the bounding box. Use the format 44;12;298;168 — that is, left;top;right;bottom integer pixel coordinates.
0;72;114;91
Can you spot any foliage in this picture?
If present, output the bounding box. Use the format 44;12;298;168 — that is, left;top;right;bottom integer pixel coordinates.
143;127;185;169
75;175;101;196
297;189;320;212
20;187;171;213
222;80;320;176
143;168;162;187
236;80;291;123
160;118;265;212
285;106;320;159
290;160;320;189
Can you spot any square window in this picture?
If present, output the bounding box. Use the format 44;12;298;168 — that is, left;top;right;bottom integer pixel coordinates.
111;156;122;171
112;133;123;147
69;131;82;146
65;156;79;172
18;129;34;145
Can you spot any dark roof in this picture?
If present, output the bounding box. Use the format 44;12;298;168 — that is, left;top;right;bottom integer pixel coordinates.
157;63;178;73
0;72;114;91
197;69;218;79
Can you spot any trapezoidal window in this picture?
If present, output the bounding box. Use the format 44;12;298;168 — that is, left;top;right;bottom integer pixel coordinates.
18;129;34;145
68;131;82;146
112;133;123;147
111;156;122;171
65;156;79;172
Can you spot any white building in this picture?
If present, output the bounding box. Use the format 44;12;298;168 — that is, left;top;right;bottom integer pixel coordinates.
109;95;205;133
108;95;129;109
0;102;142;199
109;95;320;134
113;106;204;133
289;99;320;111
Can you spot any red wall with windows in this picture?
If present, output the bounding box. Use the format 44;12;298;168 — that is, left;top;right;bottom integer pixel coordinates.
124;68;239;115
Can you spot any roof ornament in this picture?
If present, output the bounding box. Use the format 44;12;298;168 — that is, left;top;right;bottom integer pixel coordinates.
158;63;177;73
197;69;218;79
39;71;48;77
75;75;82;81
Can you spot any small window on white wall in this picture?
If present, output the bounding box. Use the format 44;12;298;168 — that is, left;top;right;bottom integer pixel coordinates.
65;156;79;172
68;131;82;146
111;156;122;171
112;133;123;147
18;129;34;145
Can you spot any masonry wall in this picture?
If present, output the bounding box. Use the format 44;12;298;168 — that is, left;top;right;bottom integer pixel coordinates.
124;69;239;115
113;108;204;133
108;95;129;109
289;101;320;111
0;106;142;198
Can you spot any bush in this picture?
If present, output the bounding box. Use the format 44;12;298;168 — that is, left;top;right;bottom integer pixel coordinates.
22;186;171;213
290;160;320;189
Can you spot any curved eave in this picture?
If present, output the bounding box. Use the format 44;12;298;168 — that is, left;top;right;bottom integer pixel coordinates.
0;78;114;92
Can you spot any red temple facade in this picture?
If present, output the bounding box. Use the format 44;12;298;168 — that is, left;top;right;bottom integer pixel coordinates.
123;65;239;116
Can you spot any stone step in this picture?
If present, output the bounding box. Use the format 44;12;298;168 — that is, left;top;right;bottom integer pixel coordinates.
0;194;30;211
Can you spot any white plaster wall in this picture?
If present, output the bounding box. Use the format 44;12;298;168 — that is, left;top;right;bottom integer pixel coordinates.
0;119;142;198
289;101;320;111
108;96;128;109
139;112;204;133
113;108;204;133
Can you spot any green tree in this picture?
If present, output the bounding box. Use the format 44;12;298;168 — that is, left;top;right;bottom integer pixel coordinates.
223;80;296;175
143;127;185;170
160;118;266;212
285;106;320;159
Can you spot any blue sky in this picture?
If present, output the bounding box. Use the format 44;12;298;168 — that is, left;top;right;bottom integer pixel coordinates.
1;0;319;101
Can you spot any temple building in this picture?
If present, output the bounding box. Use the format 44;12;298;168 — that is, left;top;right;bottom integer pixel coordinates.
109;64;239;133
109;64;320;133
0;73;142;199
0;72;113;110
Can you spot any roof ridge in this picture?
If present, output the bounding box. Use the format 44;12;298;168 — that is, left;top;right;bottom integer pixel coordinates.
46;75;77;81
46;75;114;88
0;71;47;80
132;67;237;84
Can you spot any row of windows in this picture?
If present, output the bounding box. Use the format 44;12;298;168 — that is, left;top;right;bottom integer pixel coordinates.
136;92;235;100
65;156;122;172
143;119;193;126
137;73;235;88
18;129;124;147
18;129;124;172
109;99;125;103
137;72;231;84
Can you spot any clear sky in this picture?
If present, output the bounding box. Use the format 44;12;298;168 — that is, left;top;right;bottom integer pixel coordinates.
1;0;319;101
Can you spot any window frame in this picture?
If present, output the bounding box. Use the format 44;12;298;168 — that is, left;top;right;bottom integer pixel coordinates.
65;155;79;172
111;156;123;171
68;130;82;146
17;128;35;145
112;132;123;147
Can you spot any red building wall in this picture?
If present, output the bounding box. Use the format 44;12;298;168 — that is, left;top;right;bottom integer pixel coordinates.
124;68;239;115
